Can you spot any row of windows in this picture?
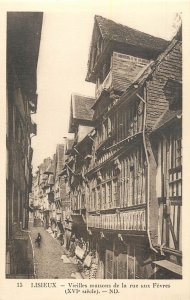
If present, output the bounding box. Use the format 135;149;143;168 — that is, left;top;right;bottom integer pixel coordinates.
159;128;182;200
94;100;144;155
89;179;119;211
169;131;182;199
70;191;85;211
74;147;146;211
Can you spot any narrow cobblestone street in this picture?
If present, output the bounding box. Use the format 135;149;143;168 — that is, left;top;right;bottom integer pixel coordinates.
29;226;79;279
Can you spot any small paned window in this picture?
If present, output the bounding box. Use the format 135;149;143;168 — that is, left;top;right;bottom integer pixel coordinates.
107;181;112;204
102;184;106;209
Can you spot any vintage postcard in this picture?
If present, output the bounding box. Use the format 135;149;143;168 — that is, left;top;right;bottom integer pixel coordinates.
0;0;190;299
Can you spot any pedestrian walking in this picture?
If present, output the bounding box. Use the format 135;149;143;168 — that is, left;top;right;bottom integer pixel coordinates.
35;232;42;248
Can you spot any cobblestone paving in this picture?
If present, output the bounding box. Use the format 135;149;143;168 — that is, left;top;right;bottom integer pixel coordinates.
29;226;78;279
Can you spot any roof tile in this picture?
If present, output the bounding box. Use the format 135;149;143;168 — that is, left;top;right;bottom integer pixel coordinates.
72;94;95;121
153;109;182;131
95;15;169;52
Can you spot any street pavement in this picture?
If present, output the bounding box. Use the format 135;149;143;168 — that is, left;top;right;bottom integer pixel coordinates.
29;226;79;279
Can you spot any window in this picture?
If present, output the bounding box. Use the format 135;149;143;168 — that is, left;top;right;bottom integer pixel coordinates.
92;188;96;211
103;120;108;140
169;131;182;200
102;184;106;209
81;193;85;209
107;181;112;207
170;128;182;169
164;79;182;110
113;179;119;207
108;117;112;136
97;187;101;210
175;138;182;167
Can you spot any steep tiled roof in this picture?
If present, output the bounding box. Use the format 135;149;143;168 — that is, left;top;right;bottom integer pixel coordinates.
153;109;182;131
117;29;182;134
145;39;182;132
72;94;95;121
95;15;169;52
131;35;181;89
69;94;95;133
112;53;151;93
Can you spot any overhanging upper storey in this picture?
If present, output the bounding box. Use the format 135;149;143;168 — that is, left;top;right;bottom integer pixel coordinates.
86;15;169;84
7;12;43;96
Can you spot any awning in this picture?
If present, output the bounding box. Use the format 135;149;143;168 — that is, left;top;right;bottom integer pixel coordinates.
153;260;182;276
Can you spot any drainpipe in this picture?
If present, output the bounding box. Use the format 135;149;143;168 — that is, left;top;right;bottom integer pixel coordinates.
136;90;158;254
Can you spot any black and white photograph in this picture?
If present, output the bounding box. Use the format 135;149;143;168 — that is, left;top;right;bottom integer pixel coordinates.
1;1;190;298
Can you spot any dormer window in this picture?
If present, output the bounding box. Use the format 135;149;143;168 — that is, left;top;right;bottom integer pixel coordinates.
164;79;182;110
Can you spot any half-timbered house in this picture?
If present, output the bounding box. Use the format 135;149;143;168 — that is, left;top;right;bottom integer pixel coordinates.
6;12;43;277
60;138;74;220
59;138;74;249
37;157;53;227
149;27;182;278
54;144;65;224
43;156;56;228
65;93;95;242
81;15;174;279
